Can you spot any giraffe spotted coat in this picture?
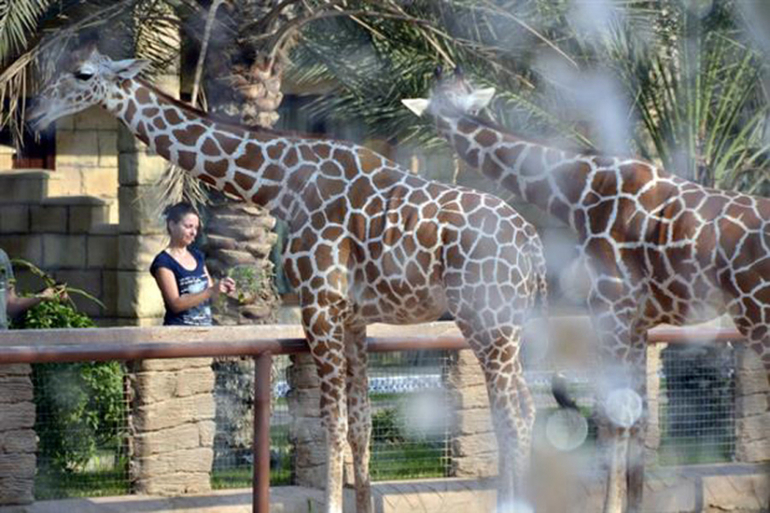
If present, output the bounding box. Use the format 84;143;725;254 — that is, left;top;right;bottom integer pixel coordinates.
30;50;548;513
405;71;770;513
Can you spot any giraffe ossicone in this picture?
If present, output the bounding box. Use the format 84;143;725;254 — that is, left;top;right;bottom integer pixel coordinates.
30;48;550;513
408;68;770;513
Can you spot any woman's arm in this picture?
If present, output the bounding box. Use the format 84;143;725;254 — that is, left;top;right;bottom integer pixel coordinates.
153;267;234;314
6;285;59;318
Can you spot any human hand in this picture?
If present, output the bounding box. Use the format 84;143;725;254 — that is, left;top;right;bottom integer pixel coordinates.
218;277;236;295
37;284;67;302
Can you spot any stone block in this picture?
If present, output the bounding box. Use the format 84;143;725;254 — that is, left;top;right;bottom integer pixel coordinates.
56;115;74;131
738;393;769;417
87;233;119;268
118;185;165;235
0;365;31;378
737;370;770;396
118;234;166;270
117;270;164;318
454;408;493;436
72;106;117;131
0;236;42;268
132;367;215;405
0;429;36;454
0;453;34;478
131;358;212;373
46;168;83;196
81;167;119;201
0;403;34;431
291;417;325;444
135;447;213;476
0;206;28;233
53;269;104;317
133;472;211;496
294;463;325;489
29;204;67;233
736;438;770;463
452;454;497;478
451;383;491;410
97;131;119;168
100;270;119;318
0;377;33;404
199;419;215;447
118;150;169;186
451;433;498;457
134;424;212;457
641;475;695;513
133;394;215;432
0;476;34;505
41;234;87;268
703;473;770;511
0;171;49;203
57;130;100;169
736;412;770;441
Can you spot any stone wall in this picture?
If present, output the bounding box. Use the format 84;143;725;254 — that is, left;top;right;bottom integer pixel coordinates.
0;364;36;505
128;358;216;495
0;170;121;324
735;345;770;463
54;108;120;223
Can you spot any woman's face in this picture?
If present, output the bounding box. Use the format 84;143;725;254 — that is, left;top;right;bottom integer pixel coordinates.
168;213;200;246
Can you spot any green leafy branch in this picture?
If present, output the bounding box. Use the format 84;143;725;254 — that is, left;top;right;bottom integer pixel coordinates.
10;258;105;309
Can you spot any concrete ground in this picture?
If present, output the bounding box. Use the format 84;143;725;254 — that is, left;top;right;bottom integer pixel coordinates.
0;465;768;513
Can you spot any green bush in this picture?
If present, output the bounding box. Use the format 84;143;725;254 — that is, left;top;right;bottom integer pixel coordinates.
10;265;126;475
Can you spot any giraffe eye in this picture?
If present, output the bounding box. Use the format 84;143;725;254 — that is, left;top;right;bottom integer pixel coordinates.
74;71;94;81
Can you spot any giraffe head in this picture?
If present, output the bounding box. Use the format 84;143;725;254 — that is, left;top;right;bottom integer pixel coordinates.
28;49;149;131
402;67;496;118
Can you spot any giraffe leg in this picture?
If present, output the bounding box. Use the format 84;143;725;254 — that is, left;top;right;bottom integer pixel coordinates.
588;281;648;513
455;318;532;512
344;323;373;513
303;305;349;513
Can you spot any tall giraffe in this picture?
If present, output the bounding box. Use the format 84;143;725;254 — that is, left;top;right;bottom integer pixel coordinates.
404;70;770;513
29;49;548;513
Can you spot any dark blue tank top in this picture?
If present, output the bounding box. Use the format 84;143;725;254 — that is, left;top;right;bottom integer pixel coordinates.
150;248;212;326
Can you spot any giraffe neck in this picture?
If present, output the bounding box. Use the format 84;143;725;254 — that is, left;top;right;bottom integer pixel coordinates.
434;112;596;228
103;78;313;221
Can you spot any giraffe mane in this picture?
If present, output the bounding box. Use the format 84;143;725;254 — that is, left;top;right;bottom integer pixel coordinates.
138;79;337;143
457;110;609;159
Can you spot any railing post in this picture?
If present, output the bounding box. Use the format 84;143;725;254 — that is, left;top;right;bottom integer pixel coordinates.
253;351;272;513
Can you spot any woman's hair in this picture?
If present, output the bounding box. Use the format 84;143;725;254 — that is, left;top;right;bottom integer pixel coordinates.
163;202;199;230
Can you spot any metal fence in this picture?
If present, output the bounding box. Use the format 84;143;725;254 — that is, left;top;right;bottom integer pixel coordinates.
0;324;757;510
23;341;744;500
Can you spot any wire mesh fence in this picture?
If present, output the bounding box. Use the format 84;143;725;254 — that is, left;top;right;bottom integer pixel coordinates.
23;340;746;499
31;361;130;499
657;343;736;465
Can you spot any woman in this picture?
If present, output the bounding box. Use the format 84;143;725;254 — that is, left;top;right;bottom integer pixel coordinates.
151;203;235;326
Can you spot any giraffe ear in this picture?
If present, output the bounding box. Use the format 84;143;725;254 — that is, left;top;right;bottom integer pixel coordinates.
467;87;496;111
110;59;151;79
401;98;430;117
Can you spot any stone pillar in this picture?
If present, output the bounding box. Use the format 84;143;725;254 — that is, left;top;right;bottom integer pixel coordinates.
0;364;36;505
116;40;178;326
645;342;664;457
447;350;497;477
128;358;216;495
734;345;770;463
287;353;325;487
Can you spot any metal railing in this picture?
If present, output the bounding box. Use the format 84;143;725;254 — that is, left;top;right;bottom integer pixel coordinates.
0;323;747;513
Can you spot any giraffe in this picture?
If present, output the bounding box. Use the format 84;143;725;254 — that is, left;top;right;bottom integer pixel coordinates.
29;49;549;513
403;69;770;513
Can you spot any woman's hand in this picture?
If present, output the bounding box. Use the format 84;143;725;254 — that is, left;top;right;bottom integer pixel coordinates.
212;277;236;298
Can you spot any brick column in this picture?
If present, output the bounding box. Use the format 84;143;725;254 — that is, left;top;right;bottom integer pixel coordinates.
287;353;325;487
447;350;497;477
128;358;216;495
645;342;664;457
0;364;36;505
734;345;770;463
